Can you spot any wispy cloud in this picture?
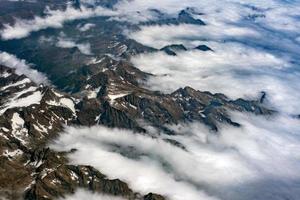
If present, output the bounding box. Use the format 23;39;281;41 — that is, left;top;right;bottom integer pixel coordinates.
0;5;115;40
51;112;300;200
59;189;125;200
128;24;259;49
77;23;95;32
56;36;92;55
0;51;50;84
3;0;300;42
51;125;220;200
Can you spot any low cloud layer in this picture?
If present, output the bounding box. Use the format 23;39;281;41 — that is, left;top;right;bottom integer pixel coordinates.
126;0;300;115
0;51;49;84
77;23;95;32
2;0;300;43
0;5;115;40
59;189;125;200
51;112;300;200
128;24;259;49
56;36;92;55
131;43;299;114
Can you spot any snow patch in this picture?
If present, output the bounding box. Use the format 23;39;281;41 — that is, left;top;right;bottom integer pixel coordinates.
46;97;76;113
108;93;129;102
3;149;23;159
0;78;31;91
87;87;101;99
0;87;42;115
11;113;28;145
60;98;76;113
0;71;11;78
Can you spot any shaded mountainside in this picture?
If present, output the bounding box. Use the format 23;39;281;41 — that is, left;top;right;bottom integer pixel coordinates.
0;57;274;200
0;65;164;200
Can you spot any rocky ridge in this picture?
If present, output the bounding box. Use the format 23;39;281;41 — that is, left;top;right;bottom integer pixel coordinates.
0;55;274;200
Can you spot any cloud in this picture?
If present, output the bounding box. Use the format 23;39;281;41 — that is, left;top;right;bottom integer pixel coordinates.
121;0;300;115
256;4;300;32
120;0;300;64
58;189;125;200
113;0;300;31
0;5;116;40
77;23;95;32
131;42;299;114
51;126;219;200
51;111;300;200
3;0;300;42
127;24;259;49
0;51;50;84
56;36;92;55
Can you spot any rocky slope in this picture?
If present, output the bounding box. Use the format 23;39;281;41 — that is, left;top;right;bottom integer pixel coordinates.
0;65;166;200
0;56;275;200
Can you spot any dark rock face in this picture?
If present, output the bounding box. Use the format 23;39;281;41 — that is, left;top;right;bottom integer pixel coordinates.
144;193;166;200
75;98;102;126
143;9;206;26
178;10;206;25
99;101;145;132
160;44;187;56
160;44;213;55
195;45;213;51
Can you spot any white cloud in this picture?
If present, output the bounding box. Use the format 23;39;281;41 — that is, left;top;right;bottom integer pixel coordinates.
77;23;96;32
51;126;220;200
2;0;300;42
0;51;50;84
59;189;125;200
131;42;299;114
128;24;259;49
256;4;300;32
51;111;300;200
0;5;116;40
120;0;300;116
113;0;300;31
56;37;92;55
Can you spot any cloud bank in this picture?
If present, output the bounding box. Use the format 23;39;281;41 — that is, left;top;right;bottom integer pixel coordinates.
56;36;92;55
125;0;300;115
59;189;125;200
51;112;300;200
0;5;115;40
3;0;300;44
77;23;95;32
0;51;49;84
131;43;299;114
